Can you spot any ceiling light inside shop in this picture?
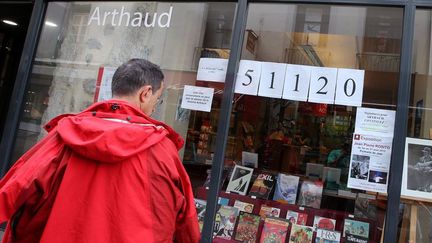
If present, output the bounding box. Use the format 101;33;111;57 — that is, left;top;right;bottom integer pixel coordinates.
2;20;18;26
45;21;58;27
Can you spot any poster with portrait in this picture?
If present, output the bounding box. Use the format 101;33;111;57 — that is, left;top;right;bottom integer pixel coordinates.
401;138;432;201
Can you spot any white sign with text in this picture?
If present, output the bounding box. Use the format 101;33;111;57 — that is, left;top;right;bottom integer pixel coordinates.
334;68;365;107
180;85;214;112
355;107;396;137
197;58;228;83
282;64;312;102
235;60;262;95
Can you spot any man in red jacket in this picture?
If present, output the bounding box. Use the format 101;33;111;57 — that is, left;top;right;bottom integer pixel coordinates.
0;59;200;242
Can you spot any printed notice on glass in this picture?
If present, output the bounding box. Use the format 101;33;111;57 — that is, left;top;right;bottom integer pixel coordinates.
180;85;214;112
235;60;262;96
308;67;338;104
94;66;117;102
355;107;396;137
196;58;228;82
348;134;393;193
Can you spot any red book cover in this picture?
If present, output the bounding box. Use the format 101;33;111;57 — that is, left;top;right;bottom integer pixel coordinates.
259;217;289;243
234;212;261;243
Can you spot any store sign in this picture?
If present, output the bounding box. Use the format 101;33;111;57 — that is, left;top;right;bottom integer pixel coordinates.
87;6;173;28
180;85;214;112
348;107;396;193
232;61;365;107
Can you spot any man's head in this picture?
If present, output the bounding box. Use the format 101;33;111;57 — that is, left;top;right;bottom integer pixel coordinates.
422;147;431;155
112;58;164;116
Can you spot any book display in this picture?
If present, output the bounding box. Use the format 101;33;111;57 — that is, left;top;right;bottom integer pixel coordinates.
195;163;381;242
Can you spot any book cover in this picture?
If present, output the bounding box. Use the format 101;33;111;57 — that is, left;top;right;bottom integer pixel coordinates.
234;200;254;213
313;216;336;231
203;168;229;189
218;197;229;206
249;172;277;199
306;163;324;180
259;205;281;218
288;224;314;243
323;167;341;191
194;199;206;232
213;205;239;240
343;219;369;239
259;217;290;243
226;165;254;195
234;212;261;243
354;193;377;219
345;233;368;243
285;211;308;226
273;174;300;204
315;229;341;243
297;180;323;209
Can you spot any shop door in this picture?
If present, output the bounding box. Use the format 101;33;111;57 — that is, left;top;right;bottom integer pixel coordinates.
208;3;403;242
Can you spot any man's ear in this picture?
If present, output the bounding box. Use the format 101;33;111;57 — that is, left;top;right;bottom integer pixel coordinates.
138;85;153;103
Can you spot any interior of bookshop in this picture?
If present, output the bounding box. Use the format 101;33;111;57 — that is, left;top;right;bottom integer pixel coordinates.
12;1;432;243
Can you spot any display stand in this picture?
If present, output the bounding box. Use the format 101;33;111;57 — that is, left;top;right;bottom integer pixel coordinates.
397;195;432;243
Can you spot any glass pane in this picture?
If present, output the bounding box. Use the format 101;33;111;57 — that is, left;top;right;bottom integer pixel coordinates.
215;3;402;242
398;8;432;243
8;1;236;235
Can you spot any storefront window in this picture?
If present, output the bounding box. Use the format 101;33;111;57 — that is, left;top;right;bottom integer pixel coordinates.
197;3;403;242
398;8;432;243
10;1;236;231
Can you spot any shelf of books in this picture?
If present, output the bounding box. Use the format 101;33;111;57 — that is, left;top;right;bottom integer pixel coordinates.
195;165;384;243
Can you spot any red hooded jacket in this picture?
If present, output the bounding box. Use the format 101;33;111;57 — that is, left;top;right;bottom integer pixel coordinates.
0;100;200;243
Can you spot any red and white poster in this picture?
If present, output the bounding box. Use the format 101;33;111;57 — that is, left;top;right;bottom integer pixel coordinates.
94;66;117;102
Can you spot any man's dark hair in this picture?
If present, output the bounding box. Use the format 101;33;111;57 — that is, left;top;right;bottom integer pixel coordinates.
111;58;164;96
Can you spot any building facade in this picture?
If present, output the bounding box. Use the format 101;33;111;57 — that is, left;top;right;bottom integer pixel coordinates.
1;0;432;242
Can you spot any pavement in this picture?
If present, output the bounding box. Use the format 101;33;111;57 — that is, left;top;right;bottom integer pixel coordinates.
0;230;3;240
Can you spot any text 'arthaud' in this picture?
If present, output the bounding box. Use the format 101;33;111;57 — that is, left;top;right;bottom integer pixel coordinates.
87;6;173;28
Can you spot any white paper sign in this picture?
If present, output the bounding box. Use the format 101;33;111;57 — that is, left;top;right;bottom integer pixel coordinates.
348;134;393;193
235;60;262;95
355;107;396;137
96;67;117;102
180;85;214;112
258;62;287;98
335;68;365;107
196;58;228;82
308;67;337;104
282;64;311;102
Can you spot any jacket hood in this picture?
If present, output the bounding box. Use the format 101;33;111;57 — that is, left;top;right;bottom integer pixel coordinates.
45;100;184;163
